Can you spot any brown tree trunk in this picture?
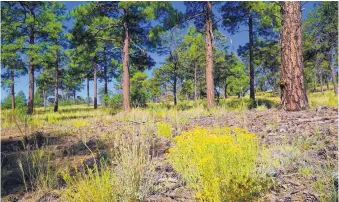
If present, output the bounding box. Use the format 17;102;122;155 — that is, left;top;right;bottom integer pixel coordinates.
87;77;90;106
280;1;308;111
122;10;131;111
104;46;108;95
194;65;197;102
73;89;76;104
10;68;15;112
205;1;215;107
329;46;338;95
316;55;324;94
93;57;98;109
53;50;59;112
224;83;228;99
249;9;255;100
326;74;330;90
43;89;46;110
173;63;177;106
27;33;35;115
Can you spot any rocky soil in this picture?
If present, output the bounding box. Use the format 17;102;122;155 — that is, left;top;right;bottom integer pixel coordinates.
1;106;338;202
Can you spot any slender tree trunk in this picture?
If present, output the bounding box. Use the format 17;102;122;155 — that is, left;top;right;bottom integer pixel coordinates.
10;68;15;112
104;47;108;95
280;2;308;111
249;9;255;100
93;57;98;109
27;33;35;114
329;46;338;95
313;69;317;92
73;89;76;105
224;83;228;99
53;50;59;112
326;74;330;90
316;56;324;94
122;11;131;111
194;65;197;102
173;63;177;106
43;89;46;110
87;77;90;106
205;1;215;107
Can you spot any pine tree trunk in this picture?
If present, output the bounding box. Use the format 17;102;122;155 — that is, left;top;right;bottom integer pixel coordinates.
194;65;197;102
280;1;308;111
313;69;317;92
87;77;90;106
53;50;59;112
249;9;255;100
329;46;338;95
10;68;15;112
173;63;177;106
224;83;228;99
326;74;330;90
104;47;108;95
73;89;76;105
205;1;215;107
316;56;324;94
93;57;98;109
43;89;46;110
122;11;131;111
27;34;35;115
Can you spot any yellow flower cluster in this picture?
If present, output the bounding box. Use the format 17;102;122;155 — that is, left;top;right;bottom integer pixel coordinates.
168;126;265;201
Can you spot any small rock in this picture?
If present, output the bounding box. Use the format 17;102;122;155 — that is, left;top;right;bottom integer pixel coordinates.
317;148;327;160
304;193;320;202
266;167;278;177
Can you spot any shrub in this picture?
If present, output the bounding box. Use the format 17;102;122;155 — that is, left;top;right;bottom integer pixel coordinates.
61;165;118;202
157;122;172;138
167;126;269;201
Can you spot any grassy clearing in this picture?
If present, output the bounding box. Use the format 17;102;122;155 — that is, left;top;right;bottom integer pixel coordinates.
1;90;337;201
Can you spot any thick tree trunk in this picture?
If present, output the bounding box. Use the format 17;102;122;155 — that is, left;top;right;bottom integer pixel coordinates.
27;34;35;115
93;57;98;109
329;46;338;95
249;9;255;100
205;1;215;107
122;12;130;111
10;68;15;112
280;1;308;111
53;50;59;112
87;77;90;106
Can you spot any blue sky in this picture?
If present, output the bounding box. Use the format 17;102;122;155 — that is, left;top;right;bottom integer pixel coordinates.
1;1;315;102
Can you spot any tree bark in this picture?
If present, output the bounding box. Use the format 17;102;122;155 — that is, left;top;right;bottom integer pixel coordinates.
194;65;197;102
73;89;76;105
43;89;46;110
280;1;309;111
87;77;90;106
104;47;108;95
173;63;177;106
316;55;324;94
122;10;131;111
93;57;98;109
205;1;215;107
224;83;228;99
249;9;255;100
10;68;15;112
329;46;338;95
326;74;330;90
27;33;35;114
53;50;59;112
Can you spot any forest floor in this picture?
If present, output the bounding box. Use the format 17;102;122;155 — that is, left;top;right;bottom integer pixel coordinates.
1;92;338;202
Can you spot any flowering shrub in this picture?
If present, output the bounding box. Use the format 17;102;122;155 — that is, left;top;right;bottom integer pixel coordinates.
167;126;269;201
157;122;172;138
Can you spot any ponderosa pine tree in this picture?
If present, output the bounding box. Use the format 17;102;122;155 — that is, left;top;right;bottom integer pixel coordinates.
280;1;308;111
